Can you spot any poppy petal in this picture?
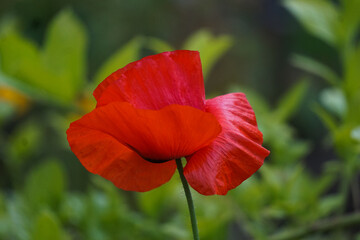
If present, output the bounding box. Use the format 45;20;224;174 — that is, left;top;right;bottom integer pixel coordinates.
68;101;221;163
94;50;206;110
184;93;270;195
67;125;176;192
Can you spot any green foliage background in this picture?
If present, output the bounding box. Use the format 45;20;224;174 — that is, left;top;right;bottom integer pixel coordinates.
0;0;359;239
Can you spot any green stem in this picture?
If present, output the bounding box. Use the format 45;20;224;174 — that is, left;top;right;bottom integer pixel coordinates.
175;158;200;240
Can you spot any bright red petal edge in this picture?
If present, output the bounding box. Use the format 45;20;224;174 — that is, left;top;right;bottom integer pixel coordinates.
94;50;206;111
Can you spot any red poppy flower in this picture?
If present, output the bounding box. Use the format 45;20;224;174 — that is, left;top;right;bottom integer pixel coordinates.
67;50;269;195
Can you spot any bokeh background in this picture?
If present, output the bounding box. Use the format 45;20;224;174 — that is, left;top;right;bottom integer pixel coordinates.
0;0;359;239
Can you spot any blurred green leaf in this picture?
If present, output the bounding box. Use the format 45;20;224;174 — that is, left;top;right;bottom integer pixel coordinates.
93;37;142;85
0;69;51;103
319;88;347;118
350;126;360;142
6;120;42;168
3;120;42;185
318;195;342;216
341;0;360;43
333;124;358;160
283;0;339;45
4;194;32;240
0;9;87;104
183;29;233;79
43;9;87;101
269;132;309;164
161;222;189;240
233;163;337;235
231;177;264;219
196;196;232;240
313;104;337;132
0;26;47;93
138;176;180;219
60;193;85;225
82;185;169;240
315;170;337;196
291;54;340;85
274;79;308;122
344;44;360;98
260;165;284;195
0;101;15;122
24;159;66;209
146;37;174;53
32;210;64;240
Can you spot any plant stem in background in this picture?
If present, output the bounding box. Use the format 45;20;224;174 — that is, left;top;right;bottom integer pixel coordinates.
175;158;200;240
351;177;360;211
269;212;360;240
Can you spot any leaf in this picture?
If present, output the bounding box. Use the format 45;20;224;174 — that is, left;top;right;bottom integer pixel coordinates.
344;44;360;98
341;0;360;42
32;210;64;240
313;104;337;132
161;222;189;240
291;54;340;85
0;69;52;103
231;177;264;218
43;9;87;102
267;124;310;165
60;194;85;225
274;79;308;122
93;37;143;85
24;159;66;209
4;195;29;239
0;26;46;91
0;101;15;122
0;9;87;104
350;126;360;142
6;120;42;172
196;196;232;240
146;37;174;53
138;176;179;219
283;0;339;45
183;29;233;80
319;88;347;118
318;195;342;216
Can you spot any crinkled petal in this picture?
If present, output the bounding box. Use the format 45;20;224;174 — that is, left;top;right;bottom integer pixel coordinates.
69;101;221;163
184;93;270;195
67;124;176;192
94;50;205;110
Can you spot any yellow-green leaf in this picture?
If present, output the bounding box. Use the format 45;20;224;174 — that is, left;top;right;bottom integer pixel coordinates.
93;37;142;85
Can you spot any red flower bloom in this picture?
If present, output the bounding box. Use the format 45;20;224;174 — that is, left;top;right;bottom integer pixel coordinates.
67;50;269;195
